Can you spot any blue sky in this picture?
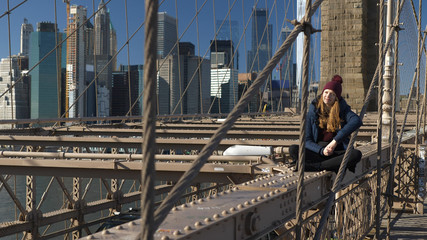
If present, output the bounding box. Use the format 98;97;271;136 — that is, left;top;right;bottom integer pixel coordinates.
0;0;426;84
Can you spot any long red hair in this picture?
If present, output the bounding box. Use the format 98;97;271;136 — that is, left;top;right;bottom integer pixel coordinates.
317;97;341;132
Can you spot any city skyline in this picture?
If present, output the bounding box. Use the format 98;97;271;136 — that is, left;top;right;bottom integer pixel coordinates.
1;0;308;78
1;0;425;98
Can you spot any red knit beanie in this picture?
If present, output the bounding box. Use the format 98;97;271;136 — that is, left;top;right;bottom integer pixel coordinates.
323;75;343;99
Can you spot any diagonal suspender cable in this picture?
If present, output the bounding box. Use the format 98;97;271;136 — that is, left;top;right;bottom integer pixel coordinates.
375;0;385;238
54;0;61;119
125;0;132;117
0;0;27;19
7;0;14;125
140;0;157;239
414;0;422;213
313;1;406;239
295;1;312;239
153;0;324;230
387;8;400;239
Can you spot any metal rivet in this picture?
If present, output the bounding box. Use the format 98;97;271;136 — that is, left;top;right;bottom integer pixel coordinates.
234;187;239;191
213;214;221;220
182;203;188;208
222;210;228;216
161;237;170;240
116;225;123;230
198;198;204;203
194;222;203;227
86;236;95;240
184;225;192;231
229;207;237;212
173;230;181;236
275;189;281;193
128;221;136;227
204;217;212;223
257;196;263;201
251;198;257;203
172;207;178;211
263;194;269;198
244;201;251;206
102;230;110;235
237;204;244;209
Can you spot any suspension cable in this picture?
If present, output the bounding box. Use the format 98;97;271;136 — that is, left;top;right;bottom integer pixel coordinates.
295;1;312;238
0;0;27;19
7;0;14;125
387;8;400;238
139;0;158;238
196;0;203;114
54;0;61;119
375;0;385;238
124;0;132;117
92;0;99;118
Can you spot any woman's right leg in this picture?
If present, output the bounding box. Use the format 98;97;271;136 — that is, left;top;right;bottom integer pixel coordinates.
288;144;324;171
319;149;362;173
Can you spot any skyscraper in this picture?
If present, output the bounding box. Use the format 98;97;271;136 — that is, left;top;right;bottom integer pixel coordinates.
111;65;143;116
0;55;30;128
110;22;117;71
246;8;272;73
92;0;113;116
157;12;177;58
279;27;295;87
216;19;239;70
210;40;238;114
94;0;110;56
30;22;66;120
66;5;88;118
157;42;210;115
20;18;33;56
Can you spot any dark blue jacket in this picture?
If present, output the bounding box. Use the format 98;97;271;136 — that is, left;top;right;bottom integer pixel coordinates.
305;97;362;154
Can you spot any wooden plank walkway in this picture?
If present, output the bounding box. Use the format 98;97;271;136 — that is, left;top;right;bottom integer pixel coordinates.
376;199;427;239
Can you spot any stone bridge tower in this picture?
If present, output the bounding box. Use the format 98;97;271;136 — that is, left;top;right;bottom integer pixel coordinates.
320;0;379;112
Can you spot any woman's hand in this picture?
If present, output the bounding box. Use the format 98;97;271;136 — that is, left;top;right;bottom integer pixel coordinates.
323;140;337;156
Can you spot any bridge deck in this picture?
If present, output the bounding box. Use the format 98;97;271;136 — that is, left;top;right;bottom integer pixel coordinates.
377;199;427;239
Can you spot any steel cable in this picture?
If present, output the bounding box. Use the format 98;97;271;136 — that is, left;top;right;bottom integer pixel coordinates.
295;1;312;238
375;0;385;238
387;6;400;238
139;0;158;239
